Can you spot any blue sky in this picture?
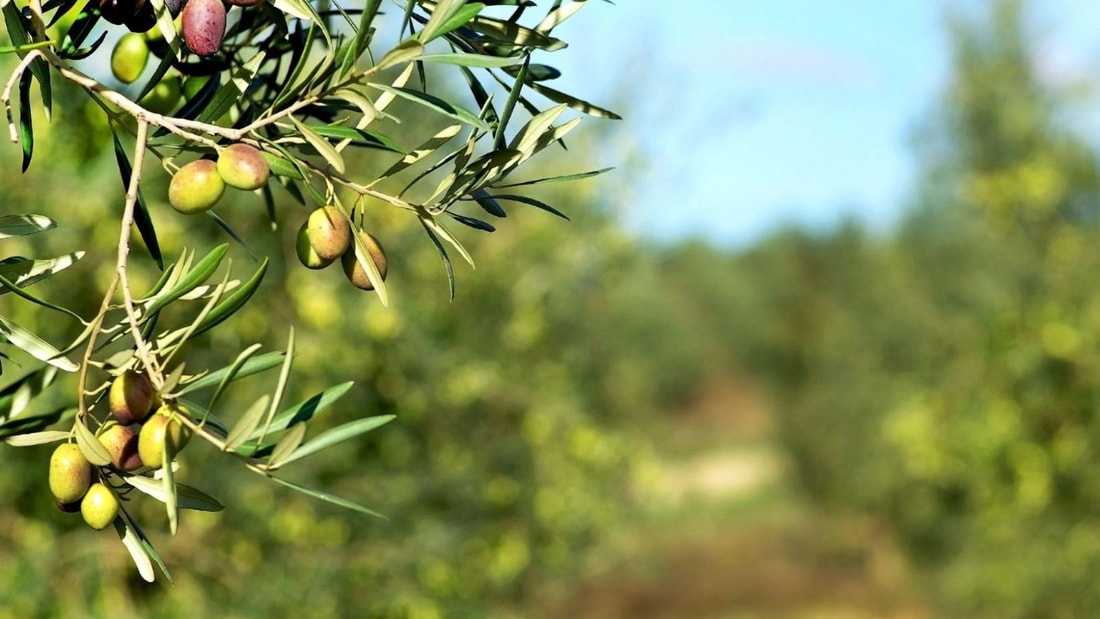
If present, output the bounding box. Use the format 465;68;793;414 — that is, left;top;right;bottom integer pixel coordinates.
546;1;1100;246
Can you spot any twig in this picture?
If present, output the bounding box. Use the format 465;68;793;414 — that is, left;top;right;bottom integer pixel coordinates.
116;119;165;389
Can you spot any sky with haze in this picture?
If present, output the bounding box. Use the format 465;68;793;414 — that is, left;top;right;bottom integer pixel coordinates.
548;1;1100;246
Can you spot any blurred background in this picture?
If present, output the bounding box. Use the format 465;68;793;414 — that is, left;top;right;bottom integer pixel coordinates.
5;0;1100;617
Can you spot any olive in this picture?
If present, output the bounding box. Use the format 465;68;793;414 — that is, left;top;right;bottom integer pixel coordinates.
109;370;156;424
306;206;351;262
49;443;93;504
125;0;157;33
181;0;226;57
138;406;192;469
341;230;388;291
168;159;225;214
217;144;270;190
295;222;334;269
81;483;119;530
98;422;144;471
110;33;150;84
100;0;144;25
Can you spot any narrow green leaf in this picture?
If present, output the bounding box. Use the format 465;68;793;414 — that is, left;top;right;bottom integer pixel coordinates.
256;328;295;445
489;193;568;219
0;268;86;322
207;343;263;413
449;212;495;232
143;244;229;316
4;429;69;446
162;441;178;535
247;382;354;440
528;81;621;119
198;51;266;123
536;0;585;32
0;366;57;419
177;350;285;394
470;188;507;217
0;407;71;439
419;52;519;68
421;219;456;300
18;69;33;172
0;316;78;371
308;125;404;153
266;475;385;518
112;132;162;268
279;415;395;466
467;15;566;51
369;83;489;130
376;37;424;70
74;420;111;465
0;214;54;238
491;166;613;188
267;421;306;468
0;253;83;291
378;123;462;180
125;476;225;512
260;152;306;180
429;2;484;40
292;117;346;174
225;394;270;452
421;216;475;267
114;518;156;583
509;102;566;155
273;0;317;22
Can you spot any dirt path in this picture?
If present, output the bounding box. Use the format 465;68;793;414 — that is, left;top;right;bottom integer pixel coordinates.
547;377;931;619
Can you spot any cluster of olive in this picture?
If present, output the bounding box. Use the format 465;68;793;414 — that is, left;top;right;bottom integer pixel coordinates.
168;143;270;214
103;0;260;59
296;206;389;291
48;372;191;530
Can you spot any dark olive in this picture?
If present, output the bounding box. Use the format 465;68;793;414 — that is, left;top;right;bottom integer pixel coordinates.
341;230;388;291
181;0;226;57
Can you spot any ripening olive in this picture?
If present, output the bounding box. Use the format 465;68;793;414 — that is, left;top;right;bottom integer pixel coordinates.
295;222;334;269
341;230;388;291
81;483;119;530
181;0;226;57
111;33;150;84
109;370;156;424
138;406;192;469
217;144;270;190
169;159;225;214
49;443;93;504
98;422;143;471
306;206;351;262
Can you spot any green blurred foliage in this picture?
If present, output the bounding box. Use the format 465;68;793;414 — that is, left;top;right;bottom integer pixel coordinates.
730;1;1100;616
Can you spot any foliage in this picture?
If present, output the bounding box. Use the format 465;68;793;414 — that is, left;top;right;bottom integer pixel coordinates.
0;0;620;585
730;1;1100;616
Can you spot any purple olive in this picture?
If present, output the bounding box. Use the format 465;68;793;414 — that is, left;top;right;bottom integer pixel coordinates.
181;0;226;57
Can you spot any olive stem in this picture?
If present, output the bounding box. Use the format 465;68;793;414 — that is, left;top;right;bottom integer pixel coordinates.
116;118;166;390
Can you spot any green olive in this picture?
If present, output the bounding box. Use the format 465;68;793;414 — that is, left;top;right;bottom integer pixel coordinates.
217;144;270;190
109;370;156;424
110;33;150;84
341;230;388;291
49;443;93;504
168;159;225;214
295;222;334;269
81;483;119;530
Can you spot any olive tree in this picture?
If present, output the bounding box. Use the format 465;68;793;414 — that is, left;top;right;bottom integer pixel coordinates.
0;0;615;582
